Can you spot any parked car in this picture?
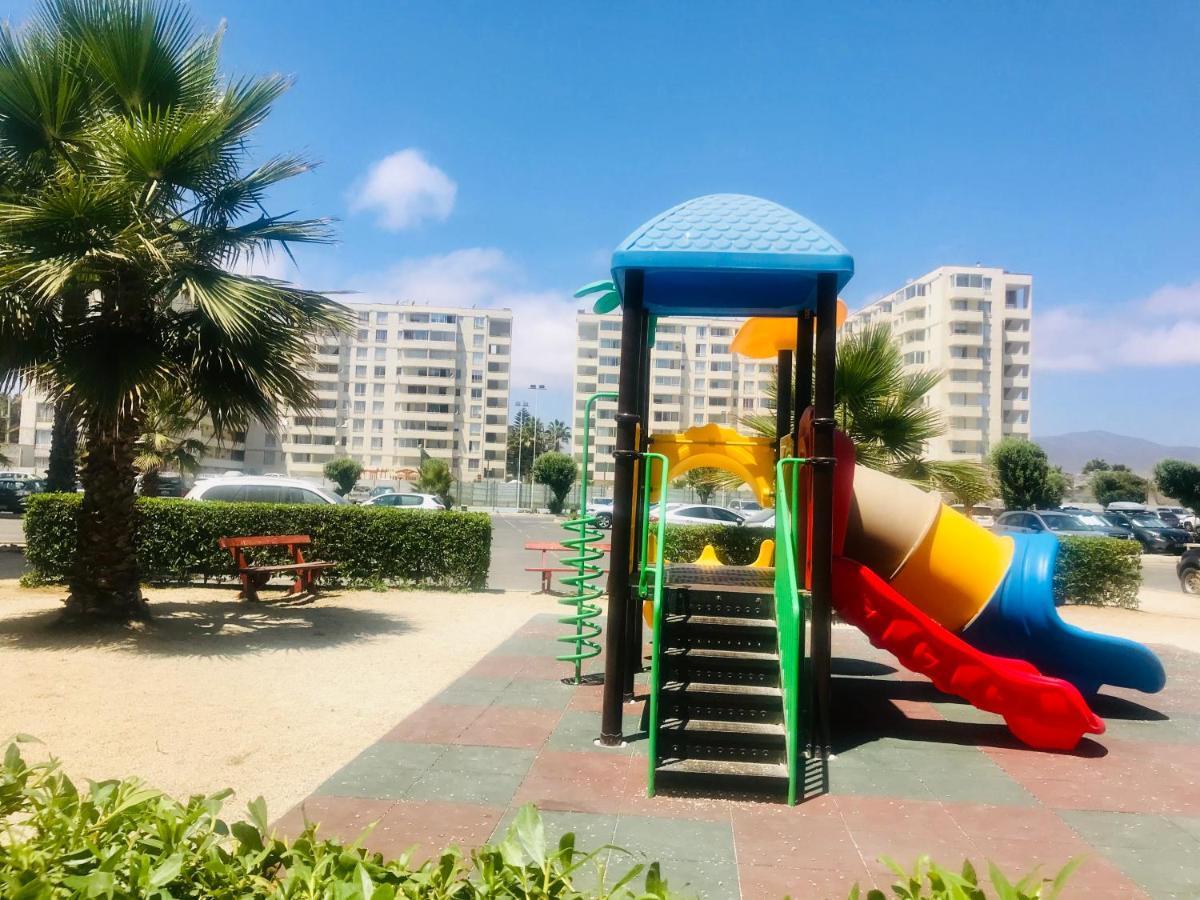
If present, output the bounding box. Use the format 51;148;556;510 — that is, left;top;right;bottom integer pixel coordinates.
361;492;444;510
1085;513;1138;541
1103;509;1190;554
185;476;349;505
649;504;745;526
586;497;616;528
0;477;42;513
994;510;1123;539
1180;548;1200;594
369;485;397;498
728;498;763;514
967;506;999;528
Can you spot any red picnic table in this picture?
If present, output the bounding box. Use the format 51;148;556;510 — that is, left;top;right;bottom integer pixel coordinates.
524;540;611;593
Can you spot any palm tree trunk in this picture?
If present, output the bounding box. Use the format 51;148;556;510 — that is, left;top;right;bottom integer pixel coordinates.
64;411;148;622
45;400;79;492
140;466;160;498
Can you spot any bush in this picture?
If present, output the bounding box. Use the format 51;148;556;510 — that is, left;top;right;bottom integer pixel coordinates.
663;525;1141;610
23;494;491;590
1055;535;1141;609
0;741;672;898
662;524;773;565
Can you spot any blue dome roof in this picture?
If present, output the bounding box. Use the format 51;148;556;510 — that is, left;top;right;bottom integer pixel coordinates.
610;194;853;316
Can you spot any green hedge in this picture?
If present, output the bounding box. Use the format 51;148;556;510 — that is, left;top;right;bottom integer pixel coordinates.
663;525;1142;609
662;525;774;565
23;494;491;590
1054;535;1142;609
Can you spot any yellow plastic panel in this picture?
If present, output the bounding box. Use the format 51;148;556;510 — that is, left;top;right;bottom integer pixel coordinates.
890;505;1014;633
648;424;775;506
729;304;848;359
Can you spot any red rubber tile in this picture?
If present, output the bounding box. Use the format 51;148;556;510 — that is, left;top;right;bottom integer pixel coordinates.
732;799;861;871
379;703;485;744
272;794;397;844
511;749;635;814
740;863;870;900
452;705;562;750
367;799;504;863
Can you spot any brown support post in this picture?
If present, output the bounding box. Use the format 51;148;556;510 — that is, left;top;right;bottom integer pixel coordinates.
810;276;838;756
624;308;653;698
775;348;793;455
600;270;645;745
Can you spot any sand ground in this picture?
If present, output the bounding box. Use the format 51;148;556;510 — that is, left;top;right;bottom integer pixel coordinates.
0;578;556;818
0;569;1196;821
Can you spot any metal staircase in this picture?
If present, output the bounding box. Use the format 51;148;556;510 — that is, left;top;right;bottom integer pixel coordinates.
643;456;811;803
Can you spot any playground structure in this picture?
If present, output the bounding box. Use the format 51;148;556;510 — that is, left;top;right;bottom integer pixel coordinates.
563;194;1165;804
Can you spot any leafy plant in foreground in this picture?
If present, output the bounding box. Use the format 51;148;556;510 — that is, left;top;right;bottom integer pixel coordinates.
849;855;1081;900
0;741;673;898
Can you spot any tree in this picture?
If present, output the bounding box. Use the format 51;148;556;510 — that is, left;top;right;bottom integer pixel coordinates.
545;419;571;452
134;393;207;497
1044;466;1071;508
417;457;454;508
323;457;364;497
1154;459;1200;511
990;438;1054;510
921;463;995;515
532;451;576;514
1091;469;1148;506
683;467;723;504
0;1;351;622
1081;458;1110;475
739;323;989;494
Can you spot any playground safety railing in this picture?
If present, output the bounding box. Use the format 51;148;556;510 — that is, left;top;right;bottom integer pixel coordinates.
639;450;670;797
775;456;811;805
557;391;619;683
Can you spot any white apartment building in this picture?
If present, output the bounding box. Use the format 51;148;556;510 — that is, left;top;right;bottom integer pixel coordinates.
572;312;778;487
6;304;512;486
843;266;1032;461
281;303;512;484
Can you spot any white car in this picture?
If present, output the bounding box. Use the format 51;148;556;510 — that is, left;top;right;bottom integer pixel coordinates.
361;492;445;510
728;498;763;514
185;476;349;505
649;504;745;526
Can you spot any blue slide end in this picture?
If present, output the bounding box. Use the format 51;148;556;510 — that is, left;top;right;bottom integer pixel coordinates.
962;533;1166;696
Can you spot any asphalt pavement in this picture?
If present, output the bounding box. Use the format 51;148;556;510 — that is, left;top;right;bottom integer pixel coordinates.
0;514;24;546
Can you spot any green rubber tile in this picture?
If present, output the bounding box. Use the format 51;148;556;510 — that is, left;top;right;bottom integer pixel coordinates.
435;743;538;774
314;742;445;799
837;738;1033;805
405;765;529;806
495;679;575;710
1060;810;1200;896
649;854;740;900
613;814;734;864
435;676;511;706
1171;816;1200;841
546;710;646;755
493;635;562;656
826;760;934;801
929;702;1001;725
1099;713;1200;743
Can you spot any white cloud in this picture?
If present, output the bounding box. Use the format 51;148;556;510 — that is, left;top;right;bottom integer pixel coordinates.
348;149;457;230
1036;280;1200;372
347;248;580;415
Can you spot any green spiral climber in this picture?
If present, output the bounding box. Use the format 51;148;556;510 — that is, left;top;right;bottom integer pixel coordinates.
557;391;618;684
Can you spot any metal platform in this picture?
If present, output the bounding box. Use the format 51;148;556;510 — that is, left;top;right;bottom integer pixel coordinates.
664;564;775;589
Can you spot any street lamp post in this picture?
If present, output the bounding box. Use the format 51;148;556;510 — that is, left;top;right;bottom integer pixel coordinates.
513;400;529;510
528;384;545;510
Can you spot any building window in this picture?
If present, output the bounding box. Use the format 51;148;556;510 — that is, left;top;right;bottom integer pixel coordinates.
355;365;366;377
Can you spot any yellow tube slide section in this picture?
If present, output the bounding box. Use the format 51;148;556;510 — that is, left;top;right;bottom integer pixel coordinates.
842;464;1013;633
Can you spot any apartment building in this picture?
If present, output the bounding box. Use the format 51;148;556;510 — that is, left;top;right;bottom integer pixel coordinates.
7;304;513;486
572;311;778;487
843;266;1032;460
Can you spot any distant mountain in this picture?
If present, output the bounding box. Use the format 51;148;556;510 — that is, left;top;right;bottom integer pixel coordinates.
1034;430;1200;475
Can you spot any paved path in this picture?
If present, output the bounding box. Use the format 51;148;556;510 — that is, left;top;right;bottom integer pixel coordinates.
0;514;23;545
277;614;1200;898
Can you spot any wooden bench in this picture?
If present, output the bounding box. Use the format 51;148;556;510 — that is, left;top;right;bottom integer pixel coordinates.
524;540;611;594
218;535;335;602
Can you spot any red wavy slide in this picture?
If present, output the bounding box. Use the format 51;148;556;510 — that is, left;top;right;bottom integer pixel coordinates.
832;556;1104;750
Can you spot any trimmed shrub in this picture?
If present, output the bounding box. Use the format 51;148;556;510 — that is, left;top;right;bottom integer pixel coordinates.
1054;535;1141;609
23;493;490;590
663;525;1142;609
662;524;774;565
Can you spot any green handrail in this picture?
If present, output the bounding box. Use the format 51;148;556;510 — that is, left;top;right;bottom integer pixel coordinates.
774;456;811;805
557;391;619;683
640;451;670;797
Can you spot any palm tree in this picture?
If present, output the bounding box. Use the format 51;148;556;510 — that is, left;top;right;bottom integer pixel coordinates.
134;392;207;497
739;323;992;497
545;419;570;452
0;1;351;622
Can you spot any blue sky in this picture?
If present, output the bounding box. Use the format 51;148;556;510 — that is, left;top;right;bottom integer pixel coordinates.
7;1;1199;441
